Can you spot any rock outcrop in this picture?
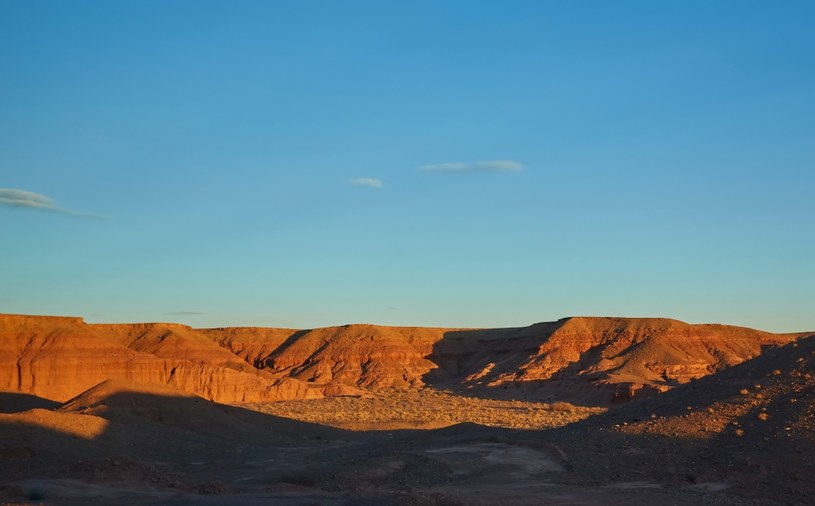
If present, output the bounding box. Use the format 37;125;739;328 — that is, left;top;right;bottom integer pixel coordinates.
1;315;158;402
426;317;801;402
264;324;448;389
198;327;297;369
0;314;348;403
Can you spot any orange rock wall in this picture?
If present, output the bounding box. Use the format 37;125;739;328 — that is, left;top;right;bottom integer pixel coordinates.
0;314;805;404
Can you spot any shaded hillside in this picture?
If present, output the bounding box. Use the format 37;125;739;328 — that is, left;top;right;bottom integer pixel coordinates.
0;380;363;502
538;334;815;503
577;333;815;443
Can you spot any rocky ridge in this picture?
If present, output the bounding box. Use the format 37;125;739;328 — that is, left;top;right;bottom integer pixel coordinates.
0;313;806;405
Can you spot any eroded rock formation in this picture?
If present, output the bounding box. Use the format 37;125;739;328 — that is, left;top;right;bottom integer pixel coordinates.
0;313;806;405
429;317;799;402
0;315;348;403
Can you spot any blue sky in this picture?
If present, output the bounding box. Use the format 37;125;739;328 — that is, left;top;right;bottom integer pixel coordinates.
1;1;813;332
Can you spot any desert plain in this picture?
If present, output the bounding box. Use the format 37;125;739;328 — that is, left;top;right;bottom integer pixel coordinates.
1;313;813;505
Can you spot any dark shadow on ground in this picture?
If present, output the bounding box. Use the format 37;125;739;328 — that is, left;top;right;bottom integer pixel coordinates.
0;391;60;413
537;337;815;504
0;388;400;504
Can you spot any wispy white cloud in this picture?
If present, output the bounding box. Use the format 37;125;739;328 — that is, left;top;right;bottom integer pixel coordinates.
418;160;524;172
348;177;383;188
163;311;205;316
0;189;56;209
0;188;106;220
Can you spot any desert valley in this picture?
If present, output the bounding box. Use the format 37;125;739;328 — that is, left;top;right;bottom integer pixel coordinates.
4;3;814;504
1;312;813;505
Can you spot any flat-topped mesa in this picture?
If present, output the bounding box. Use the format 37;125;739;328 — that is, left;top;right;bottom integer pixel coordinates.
0;315;158;401
0;315;347;403
0;313;86;329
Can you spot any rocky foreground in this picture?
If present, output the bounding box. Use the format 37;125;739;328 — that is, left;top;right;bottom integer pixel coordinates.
0;314;813;504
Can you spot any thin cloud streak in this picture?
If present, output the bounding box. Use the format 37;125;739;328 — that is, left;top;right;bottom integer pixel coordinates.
163;311;205;316
348;177;383;188
0;188;107;220
418;160;524;172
